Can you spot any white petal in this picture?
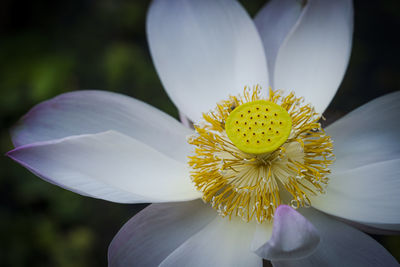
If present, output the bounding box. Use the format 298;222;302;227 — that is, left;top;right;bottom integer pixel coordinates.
342;220;400;235
311;159;400;229
7;131;200;203
108;200;216;267
327;91;400;171
310;92;400;229
11;90;192;162
255;205;320;260
250;223;273;253
254;0;304;85
147;0;268;122
160;217;261;267
272;208;399;267
274;0;353;113
361;222;400;234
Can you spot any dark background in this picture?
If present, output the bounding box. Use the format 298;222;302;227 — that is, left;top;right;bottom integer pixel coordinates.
0;0;399;266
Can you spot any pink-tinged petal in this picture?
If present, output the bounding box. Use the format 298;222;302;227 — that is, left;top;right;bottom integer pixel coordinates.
108;200;216;267
254;205;320;261
7;131;200;203
272;208;399;267
254;0;304;85
147;0;268;122
273;0;353;114
311;92;400;230
11;90;192;163
159;217;261;267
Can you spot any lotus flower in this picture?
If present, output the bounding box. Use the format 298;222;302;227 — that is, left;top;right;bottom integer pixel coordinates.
7;0;400;266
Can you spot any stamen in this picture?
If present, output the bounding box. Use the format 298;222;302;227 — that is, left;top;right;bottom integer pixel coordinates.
187;86;334;223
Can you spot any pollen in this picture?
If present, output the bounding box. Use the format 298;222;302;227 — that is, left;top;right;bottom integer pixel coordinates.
187;86;334;223
225;100;292;154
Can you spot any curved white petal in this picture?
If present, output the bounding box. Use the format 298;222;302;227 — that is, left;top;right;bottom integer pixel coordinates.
361;222;400;234
341;219;400;236
274;0;353;113
7;131;200;203
311;159;400;228
147;0;268;122
250;223;273;253
310;92;400;229
108;200;215;267
327;91;400;171
160;217;261;267
11;90;192;162
254;0;304;85
271;208;399;267
255;205;320;261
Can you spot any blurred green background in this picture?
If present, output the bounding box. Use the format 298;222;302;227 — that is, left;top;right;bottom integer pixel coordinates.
0;0;399;266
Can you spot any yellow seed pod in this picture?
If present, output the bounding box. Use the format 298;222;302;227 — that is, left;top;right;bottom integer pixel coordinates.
225;100;292;154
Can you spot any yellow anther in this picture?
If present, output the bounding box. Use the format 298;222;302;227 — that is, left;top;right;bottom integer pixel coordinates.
225;100;292;154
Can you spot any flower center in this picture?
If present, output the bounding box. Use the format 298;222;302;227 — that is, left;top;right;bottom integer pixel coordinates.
225;100;292;154
188;87;334;223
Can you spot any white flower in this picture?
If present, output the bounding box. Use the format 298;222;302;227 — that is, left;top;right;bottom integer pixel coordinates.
7;0;400;266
